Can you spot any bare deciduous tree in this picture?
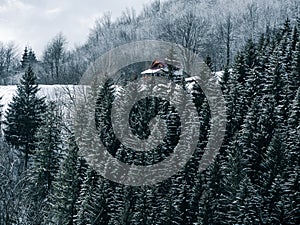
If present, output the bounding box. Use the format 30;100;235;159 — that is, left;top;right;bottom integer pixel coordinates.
160;12;209;73
43;33;67;83
0;42;18;79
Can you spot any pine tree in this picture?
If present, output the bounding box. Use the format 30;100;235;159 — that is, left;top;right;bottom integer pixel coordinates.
95;78;120;158
21;47;37;68
75;169;108;225
21;46;29;68
47;133;87;225
221;140;248;224
198;158;223;225
25;102;63;225
282;88;300;224
131;186;155;225
289;40;300;100
3;65;46;169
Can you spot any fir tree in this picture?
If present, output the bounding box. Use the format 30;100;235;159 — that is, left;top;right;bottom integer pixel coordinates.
75;169;108;225
3;65;46;169
283;88;300;224
21;46;29;69
197;158;223;225
95;78;120;157
25;102;63;225
21;47;37;68
289;41;300;100
47;133;87;225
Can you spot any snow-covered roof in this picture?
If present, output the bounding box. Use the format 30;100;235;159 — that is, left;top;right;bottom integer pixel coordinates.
141;59;182;75
141;68;162;75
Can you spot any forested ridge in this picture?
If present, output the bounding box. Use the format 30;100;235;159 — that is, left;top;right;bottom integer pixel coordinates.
1;0;299;83
0;0;299;224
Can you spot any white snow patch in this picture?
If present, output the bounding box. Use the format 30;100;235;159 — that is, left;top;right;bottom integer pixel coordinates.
214;69;233;82
141;68;162;74
0;85;83;116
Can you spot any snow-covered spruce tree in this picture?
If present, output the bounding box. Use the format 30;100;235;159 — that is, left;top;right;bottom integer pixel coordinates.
234;175;262;224
95;78;120;158
73;81;113;224
243;39;263;105
21;46;37;69
184;84;211;224
184;100;211;224
107;185;135;225
219;66;230;97
75;169;108;225
281;88;300;224
225;52;250;139
289;40;300;100
260;130;287;222
198;155;229;225
239;96;275;186
220;139;248;224
159;178;185;225
47;132;87;225
25;102;63;225
131;186;156;225
3;65;46;169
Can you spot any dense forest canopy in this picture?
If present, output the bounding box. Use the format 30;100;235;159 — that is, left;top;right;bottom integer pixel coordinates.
0;0;299;224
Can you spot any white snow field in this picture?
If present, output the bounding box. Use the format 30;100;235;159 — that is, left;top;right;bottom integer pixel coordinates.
0;85;84;116
0;71;223;116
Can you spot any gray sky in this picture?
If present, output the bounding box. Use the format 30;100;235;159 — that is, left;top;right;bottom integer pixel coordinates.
0;0;154;57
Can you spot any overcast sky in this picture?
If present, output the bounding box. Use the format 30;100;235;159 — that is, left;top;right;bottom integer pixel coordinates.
0;0;155;57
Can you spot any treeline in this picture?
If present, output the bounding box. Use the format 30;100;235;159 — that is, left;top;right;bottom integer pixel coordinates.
0;33;86;85
1;0;299;85
84;0;300;70
0;17;299;224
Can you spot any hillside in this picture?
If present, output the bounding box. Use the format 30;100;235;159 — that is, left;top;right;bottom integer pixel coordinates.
0;0;299;224
0;85;76;116
1;0;299;84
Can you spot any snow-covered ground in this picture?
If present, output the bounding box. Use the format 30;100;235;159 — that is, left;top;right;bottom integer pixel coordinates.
0;72;223;115
0;85;79;115
213;69;233;82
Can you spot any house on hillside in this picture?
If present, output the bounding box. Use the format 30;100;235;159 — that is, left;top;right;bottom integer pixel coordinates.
141;59;185;84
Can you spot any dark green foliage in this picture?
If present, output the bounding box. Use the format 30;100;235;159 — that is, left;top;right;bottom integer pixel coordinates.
21;46;37;69
88;21;298;224
47;133;87;225
1;17;299;225
24;102;63;225
95;79;120;157
75;169;108;225
3;65;46;168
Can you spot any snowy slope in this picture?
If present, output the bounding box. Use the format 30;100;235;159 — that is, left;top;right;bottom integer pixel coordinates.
213;69;233;83
0;85;78;115
0;72;223;115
